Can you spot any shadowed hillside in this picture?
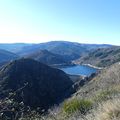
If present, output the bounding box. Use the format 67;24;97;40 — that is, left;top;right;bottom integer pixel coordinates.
25;49;71;66
0;58;74;119
0;49;19;66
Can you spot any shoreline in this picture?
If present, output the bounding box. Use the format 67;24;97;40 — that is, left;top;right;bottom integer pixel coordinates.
51;63;75;68
53;62;104;70
82;64;104;70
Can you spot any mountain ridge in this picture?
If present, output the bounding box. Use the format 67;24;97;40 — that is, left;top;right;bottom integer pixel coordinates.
17;41;113;61
24;49;71;66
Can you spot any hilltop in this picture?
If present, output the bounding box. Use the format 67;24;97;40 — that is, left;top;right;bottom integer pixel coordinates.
0;58;73;119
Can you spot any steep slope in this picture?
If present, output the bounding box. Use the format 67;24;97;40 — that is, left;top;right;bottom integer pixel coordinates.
25;49;71;66
18;41;112;61
66;62;120;119
0;49;19;64
75;62;120;98
0;58;73;110
75;46;120;67
39;62;120;120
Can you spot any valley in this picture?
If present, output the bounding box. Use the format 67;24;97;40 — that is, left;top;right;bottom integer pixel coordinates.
0;0;119;119
0;41;120;120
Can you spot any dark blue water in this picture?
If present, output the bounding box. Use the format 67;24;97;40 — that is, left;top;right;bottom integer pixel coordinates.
61;65;97;76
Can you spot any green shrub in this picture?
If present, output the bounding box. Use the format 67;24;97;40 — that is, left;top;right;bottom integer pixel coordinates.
62;99;92;115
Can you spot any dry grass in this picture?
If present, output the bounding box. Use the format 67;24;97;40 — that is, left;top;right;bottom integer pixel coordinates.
19;98;120;120
95;99;120;120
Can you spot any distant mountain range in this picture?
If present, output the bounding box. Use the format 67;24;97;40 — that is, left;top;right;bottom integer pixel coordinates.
0;41;113;67
0;41;115;68
16;41;113;61
0;43;32;53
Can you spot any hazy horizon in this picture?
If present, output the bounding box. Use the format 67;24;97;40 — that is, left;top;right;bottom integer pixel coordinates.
0;40;117;46
0;0;120;45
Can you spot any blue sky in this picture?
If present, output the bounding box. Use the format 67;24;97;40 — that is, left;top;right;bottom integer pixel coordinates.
0;0;120;44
